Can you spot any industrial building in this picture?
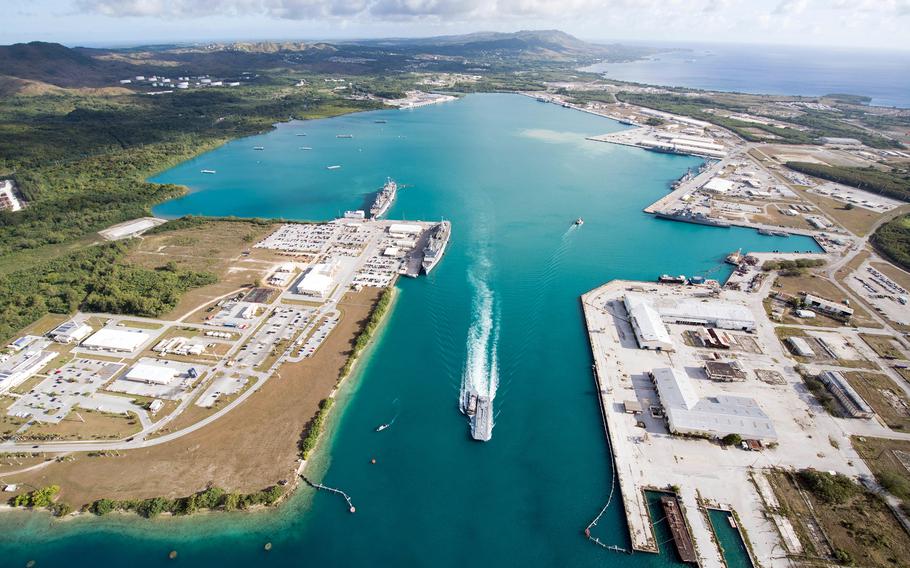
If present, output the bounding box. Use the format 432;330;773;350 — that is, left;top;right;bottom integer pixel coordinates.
81;327;153;353
624;294;674;351
819;371;874;419
49;320;93;344
387;223;423;236
124;362;179;385
787;336;815;357
702;178;735;194
650;367;778;441
660;298;756;331
296;262;338;298
0;347;57;393
802;293;854;319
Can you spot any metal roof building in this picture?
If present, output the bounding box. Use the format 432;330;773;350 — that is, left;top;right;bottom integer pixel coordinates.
49;320;93;344
787;336;815;357
660;298;756;331
125;362;179;385
820;370;874;419
624;294;674;351
651;367;778;441
81;328;152;353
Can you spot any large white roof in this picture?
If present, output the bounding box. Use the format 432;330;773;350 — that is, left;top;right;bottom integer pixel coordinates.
82;328;151;351
297;272;333;295
662;298;755;326
702;177;735;193
653;367;777;440
624;294;673;346
126;363;178;385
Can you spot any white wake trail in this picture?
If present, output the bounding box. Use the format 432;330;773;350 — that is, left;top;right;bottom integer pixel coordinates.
461;255;500;405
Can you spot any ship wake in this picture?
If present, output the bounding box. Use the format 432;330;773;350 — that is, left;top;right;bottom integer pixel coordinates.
459;257;499;427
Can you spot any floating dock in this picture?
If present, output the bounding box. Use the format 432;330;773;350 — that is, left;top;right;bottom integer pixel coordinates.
661;495;698;564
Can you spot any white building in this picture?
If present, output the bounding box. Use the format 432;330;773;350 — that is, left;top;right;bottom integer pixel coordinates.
660;298;756;331
7;335;39;352
296;270;334;298
388;223;423;236
295;261;339;298
787;336;815;357
702;177;735;194
0;348;57;393
125;362;178;385
651;367;777;441
624;294;674;351
81;328;152;353
49;320;93;344
803;293;854;319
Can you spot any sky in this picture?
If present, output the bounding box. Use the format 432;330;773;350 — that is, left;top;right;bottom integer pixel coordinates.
1;0;909;50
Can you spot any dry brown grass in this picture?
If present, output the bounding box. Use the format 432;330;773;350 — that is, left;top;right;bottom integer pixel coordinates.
773;272;880;328
844;371;910;431
767;469;910;567
859;334;907;360
791;185;900;237
20;410;143;442
750;204;816;230
9;288;383;507
125;221;280;320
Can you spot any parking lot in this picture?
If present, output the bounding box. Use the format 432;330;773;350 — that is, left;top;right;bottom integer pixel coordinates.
8;359;124;424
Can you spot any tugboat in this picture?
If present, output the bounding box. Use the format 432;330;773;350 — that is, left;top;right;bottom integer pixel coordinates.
574;218;584;226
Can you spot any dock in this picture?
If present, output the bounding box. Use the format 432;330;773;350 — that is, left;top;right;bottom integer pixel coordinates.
301;475;356;513
581;288;659;553
661;495;698;564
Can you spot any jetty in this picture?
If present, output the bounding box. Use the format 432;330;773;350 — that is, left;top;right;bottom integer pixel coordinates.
301;475;356;513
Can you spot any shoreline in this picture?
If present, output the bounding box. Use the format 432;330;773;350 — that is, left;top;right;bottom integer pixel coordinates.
2;285;398;520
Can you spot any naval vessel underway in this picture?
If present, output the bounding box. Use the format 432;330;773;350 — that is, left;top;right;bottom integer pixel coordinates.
461;390;493;442
421;221;451;274
370;178;398;219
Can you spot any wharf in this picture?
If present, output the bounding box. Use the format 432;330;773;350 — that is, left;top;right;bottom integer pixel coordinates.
661;495;698;564
401;229;433;278
581;287;659;554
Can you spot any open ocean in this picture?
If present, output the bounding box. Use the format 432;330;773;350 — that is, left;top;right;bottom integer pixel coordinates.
0;94;820;567
584;42;910;108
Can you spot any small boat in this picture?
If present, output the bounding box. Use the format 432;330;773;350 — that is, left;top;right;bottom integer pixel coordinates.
336;134;353;139
327;165;342;170
296;133;307;136
299;146;312;150
200;169;216;174
253;146;265;150
574;218;584;226
728;516;737;529
374;120;387;124
375;423;390;432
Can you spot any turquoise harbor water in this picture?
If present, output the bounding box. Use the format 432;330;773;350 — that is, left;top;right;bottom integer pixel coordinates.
1;94;819;566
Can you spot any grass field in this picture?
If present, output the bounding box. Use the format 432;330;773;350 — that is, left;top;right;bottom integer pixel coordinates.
844;371;910;431
791;185;897;237
853;436;910;503
860;333;907;360
20;409;143;442
767;469;910;567
772;272;880;328
125;220;279;320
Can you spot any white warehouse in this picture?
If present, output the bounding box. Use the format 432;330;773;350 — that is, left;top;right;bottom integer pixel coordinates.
81;328;153;353
651;367;777;441
624;294;674;351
